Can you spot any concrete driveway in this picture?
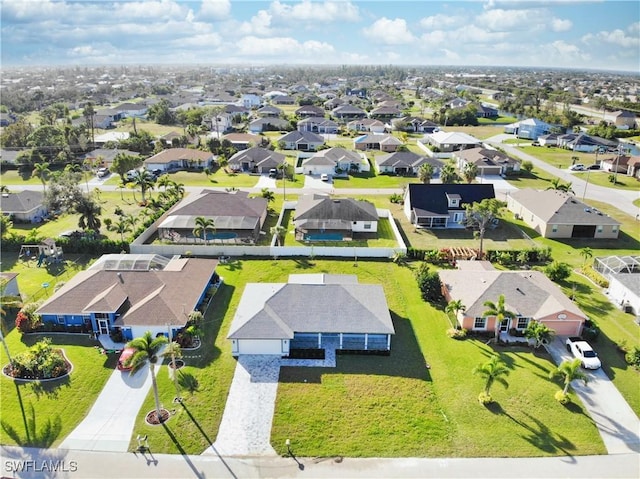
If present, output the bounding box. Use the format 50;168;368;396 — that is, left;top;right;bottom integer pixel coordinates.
205;355;281;457
545;337;640;454
59;363;158;452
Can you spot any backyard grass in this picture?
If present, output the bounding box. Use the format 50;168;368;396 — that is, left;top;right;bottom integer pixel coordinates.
0;327;116;448
445;125;504;140
278;210;398;247
478;115;518;125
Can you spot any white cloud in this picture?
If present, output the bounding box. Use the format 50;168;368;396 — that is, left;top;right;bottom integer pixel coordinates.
2;0;67;21
269;0;359;23
198;0;231;20
420;14;463;30
549;40;589;60
112;0;189;21
236;36;334;57
583;27;640;49
551;18;572;32
237;10;274;36
362;18;415;45
476;8;540;31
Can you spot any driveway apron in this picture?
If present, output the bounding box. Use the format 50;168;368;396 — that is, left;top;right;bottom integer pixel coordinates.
59;363;158;452
546;337;640;454
206;355;282;456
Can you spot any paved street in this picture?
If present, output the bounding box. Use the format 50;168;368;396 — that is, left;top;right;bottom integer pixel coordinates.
2;445;638;479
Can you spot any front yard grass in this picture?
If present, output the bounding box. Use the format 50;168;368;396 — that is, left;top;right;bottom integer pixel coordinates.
517;146;599;171
573;171;640;192
0;327;116;448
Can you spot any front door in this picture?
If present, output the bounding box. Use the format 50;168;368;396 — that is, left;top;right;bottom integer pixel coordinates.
98;319;109;335
500;319;510;332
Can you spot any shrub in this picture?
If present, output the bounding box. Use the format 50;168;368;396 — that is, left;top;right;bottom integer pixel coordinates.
415;262;443;303
15;302;42;333
9;338;68;379
389;193;403;204
625;346;640;369
581;265;610;288
478;392;492;404
544;261;572;282
447;328;467;340
554;390;570;404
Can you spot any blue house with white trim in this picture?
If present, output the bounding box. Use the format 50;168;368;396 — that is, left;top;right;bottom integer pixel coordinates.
36;254;219;341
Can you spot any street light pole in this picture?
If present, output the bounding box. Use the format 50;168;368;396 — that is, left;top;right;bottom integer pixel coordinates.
582;168;591;202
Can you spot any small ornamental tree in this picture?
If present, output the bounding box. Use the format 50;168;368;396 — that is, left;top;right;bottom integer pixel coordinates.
524;320;555;349
415;262;443;303
544;261;572;282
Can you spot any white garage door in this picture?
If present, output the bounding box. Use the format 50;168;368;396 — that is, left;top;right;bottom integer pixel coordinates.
238;339;283;355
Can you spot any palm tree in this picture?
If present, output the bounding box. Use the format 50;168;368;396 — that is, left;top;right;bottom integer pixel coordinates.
261;188;275;204
440;161;459;184
473;355;510;399
130;169;156;204
445;299;466;328
580;247;593;267
482;294;516;341
157;175;173;192
192;216;215;244
550;358;588;395
110;219;132;242
75;196;102;233
163;340;183;401
124;331;168;423
32;162;51;192
462;163;478;184
546;177;574;194
270;225;286;246
167;182;185;201
418;163;434;184
0;185;9;194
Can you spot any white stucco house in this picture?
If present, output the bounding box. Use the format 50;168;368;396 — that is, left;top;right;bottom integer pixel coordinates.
227;274;395;356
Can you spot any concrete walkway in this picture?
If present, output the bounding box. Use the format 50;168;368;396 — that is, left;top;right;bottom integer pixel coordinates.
253;175;276;189
545;337;640;454
59;362;159;452
205;355;281;457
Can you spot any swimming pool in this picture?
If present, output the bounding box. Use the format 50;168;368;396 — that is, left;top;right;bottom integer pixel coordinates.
206;232;238;240
304;233;343;241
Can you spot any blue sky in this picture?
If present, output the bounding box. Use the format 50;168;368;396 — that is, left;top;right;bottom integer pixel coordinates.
1;0;639;71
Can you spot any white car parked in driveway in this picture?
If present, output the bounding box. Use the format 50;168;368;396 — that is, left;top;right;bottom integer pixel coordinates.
566;337;601;369
569;164;585;171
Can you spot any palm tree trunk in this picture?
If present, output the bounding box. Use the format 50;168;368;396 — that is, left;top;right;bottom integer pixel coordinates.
563;380;570;395
150;363;163;420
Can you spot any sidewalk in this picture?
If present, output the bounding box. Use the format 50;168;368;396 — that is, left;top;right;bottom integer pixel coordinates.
2;445;638;479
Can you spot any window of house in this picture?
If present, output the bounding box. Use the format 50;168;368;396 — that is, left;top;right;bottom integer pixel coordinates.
597;225;603;233
517;317;530;329
57;315;65;324
363;222;372;230
551;225;558;233
95;312;109;320
474;317;486;329
612;225;618;233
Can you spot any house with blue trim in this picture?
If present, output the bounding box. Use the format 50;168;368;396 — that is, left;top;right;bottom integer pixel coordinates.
36;254;219;341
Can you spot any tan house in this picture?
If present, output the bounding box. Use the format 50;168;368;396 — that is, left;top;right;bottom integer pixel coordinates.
143;148;214;172
353;134;403;152
453;147;521;176
440;261;587;337
507;189;620;239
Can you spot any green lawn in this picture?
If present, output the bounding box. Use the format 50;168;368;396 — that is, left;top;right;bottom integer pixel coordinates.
478;115;518;125
517;146;599;171
574;170;640;192
446;125;504;140
0;329;116;448
1;170;45;186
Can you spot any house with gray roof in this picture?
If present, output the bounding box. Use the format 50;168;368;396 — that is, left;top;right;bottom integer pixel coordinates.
36;254;219;341
332;104;367;121
440;261;587;337
143;148;214;172
157;189;268;244
301;147;368;176
347;118;386;134
293;194;378;241
1;190;47;223
353;134;403;152
297;117;339;134
424;131;482;152
375;151;443;176
507;189;620;239
228;147;285;174
80;148;140;168
278;130;325;151
453;147;521;176
248;117;290;134
227;274;394;356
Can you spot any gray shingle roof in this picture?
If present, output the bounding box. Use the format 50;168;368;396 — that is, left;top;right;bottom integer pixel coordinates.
228;276;395;340
0;191;44;214
510;189;621;226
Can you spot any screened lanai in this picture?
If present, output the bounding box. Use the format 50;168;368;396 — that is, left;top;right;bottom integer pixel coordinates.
594;256;640;277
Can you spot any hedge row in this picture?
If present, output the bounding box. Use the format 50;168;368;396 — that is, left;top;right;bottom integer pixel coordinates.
2;235;129;255
407;246;553;265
